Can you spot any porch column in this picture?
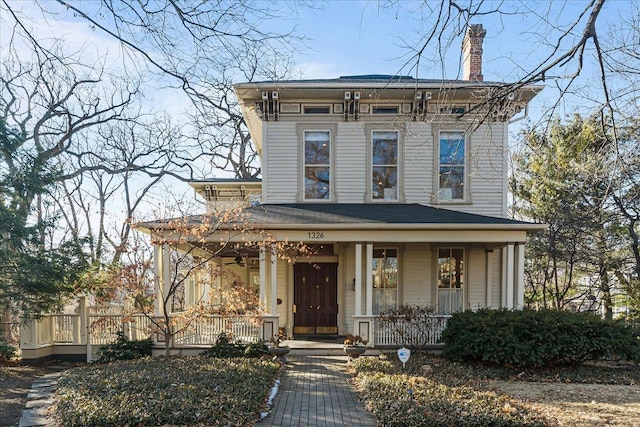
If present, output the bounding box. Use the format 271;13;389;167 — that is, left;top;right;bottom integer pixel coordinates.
270;245;278;315
153;244;170;316
202;265;211;305
515;243;525;308
259;245;267;309
354;244;362;316
486;250;494;307
504;243;515;309
365;243;373;316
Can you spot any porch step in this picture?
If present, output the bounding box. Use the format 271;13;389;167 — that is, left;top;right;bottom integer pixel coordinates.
280;339;381;357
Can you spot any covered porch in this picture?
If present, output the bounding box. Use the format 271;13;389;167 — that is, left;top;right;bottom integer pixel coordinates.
148;203;538;347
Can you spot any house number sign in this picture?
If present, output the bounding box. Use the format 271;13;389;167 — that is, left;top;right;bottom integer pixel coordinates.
308;231;325;239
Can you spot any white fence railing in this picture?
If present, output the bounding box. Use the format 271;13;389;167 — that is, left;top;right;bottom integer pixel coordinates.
172;316;260;345
375;314;450;346
86;314;260;346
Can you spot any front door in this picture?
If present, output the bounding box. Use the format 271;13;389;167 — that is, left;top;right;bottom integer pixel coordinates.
293;262;338;335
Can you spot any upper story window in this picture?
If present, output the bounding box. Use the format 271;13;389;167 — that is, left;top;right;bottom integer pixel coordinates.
304;130;331;200
371;130;399;201
438;131;466;200
371;106;400;114
303;105;331;114
373;248;398;314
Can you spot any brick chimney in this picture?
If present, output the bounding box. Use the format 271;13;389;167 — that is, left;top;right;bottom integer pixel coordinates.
462;24;486;81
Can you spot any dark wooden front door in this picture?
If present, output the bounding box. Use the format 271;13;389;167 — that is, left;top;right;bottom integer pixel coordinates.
293;263;338;335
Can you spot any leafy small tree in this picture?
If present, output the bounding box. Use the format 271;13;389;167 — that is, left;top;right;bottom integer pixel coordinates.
105;205;310;357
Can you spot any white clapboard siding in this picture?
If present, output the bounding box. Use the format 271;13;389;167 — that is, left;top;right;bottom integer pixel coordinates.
263;122;298;203
465;123;506;217
335;123;367;202
404;123;434;204
400;243;432;306
491;249;503;308
467;247;487;309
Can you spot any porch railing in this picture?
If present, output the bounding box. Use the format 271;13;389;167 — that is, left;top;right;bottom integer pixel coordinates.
374;314;451;346
21;312;261;349
172;316;260;345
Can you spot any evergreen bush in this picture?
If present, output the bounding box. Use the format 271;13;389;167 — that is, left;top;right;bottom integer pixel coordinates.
441;308;640;368
0;338;17;361
201;333;247;358
96;331;153;363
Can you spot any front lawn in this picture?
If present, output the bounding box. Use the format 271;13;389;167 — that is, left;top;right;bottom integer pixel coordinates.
350;353;640;427
54;356;281;427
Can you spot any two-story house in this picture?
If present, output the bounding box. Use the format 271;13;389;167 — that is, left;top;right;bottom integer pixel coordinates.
145;24;544;346
18;25;544;361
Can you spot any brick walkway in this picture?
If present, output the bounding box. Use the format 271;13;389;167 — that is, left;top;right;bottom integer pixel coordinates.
260;355;378;426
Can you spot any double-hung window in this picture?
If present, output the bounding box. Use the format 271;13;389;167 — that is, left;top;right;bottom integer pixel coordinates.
438;131;466;200
372;130;398;200
304;130;331;200
437;248;464;313
373;248;398;314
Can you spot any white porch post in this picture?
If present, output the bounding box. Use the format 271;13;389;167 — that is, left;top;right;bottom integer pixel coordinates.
202;265;211;305
515;243;525;308
504;243;515;309
270;245;278;315
352;243;375;347
365;243;373;316
354;244;362;316
259;245;267;309
153;244;169;316
486;250;494;307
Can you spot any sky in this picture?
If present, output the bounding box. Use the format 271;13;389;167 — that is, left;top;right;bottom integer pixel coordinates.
1;1;627;120
0;0;634;215
288;0;628;121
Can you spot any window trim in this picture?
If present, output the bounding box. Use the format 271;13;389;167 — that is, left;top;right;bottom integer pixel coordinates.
297;123;337;202
366;124;403;202
372;246;399;315
436;247;465;314
434;127;469;203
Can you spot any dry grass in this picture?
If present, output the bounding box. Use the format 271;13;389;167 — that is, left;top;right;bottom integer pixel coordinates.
489;381;640;427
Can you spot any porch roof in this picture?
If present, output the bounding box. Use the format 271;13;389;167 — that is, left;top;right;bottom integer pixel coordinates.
138;203;545;232
244;203;543;229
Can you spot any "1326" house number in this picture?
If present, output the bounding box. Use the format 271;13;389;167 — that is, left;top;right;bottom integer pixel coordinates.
308;231;325;239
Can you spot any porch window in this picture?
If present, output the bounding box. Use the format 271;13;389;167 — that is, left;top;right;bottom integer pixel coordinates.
372;130;398;200
373;248;398;314
438;131;465;200
438;248;464;313
304;130;331;200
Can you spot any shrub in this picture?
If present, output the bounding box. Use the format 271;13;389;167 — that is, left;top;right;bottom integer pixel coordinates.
244;341;270;358
441;308;640;368
200;332;247;358
0;339;17;361
96;331;153;363
377;304;438;349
